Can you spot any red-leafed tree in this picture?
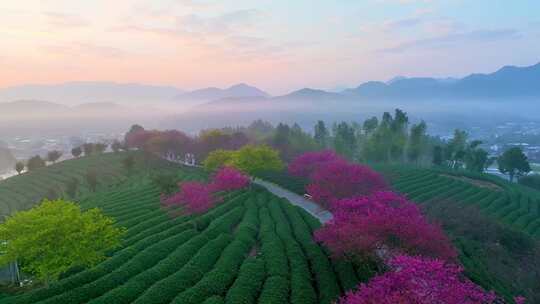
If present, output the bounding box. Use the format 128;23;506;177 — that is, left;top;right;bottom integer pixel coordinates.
337;255;497;304
306;161;387;207
288;150;345;178
315;191;456;261
209;167;250;192
161;182;219;215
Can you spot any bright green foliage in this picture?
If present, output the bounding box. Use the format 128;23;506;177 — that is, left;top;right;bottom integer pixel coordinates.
0;200;125;284
229;145;283;175
203;149;235;172
203;145;283;175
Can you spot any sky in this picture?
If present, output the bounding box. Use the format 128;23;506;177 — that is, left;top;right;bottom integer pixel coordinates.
1;0;539;94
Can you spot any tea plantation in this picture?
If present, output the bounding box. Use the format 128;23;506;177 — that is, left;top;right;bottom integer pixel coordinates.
255;166;540;302
0;153;134;220
0;155;359;304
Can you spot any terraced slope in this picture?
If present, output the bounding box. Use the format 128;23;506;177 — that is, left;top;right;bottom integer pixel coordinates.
0;153;136;220
375;165;540;238
1;163;359;304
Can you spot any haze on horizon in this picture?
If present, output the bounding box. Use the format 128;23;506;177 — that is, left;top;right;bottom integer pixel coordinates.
2;0;540;94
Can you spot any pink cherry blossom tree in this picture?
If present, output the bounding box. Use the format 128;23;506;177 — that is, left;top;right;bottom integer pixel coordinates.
209;166;250;192
161;181;219;215
288;150;345;178
337;254;497;304
314;191;456;261
306;161;387;207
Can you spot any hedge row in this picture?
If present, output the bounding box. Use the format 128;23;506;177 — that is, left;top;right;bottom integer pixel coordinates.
132;234;233;304
38;229;196;304
269;199;317;304
170;230;256;303
258;276;290;304
279;201;341;304
87;231;210;304
224;257;266;304
259;207;289;278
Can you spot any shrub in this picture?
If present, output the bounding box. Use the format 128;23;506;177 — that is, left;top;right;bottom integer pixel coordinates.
306;161;387;207
315;191;456;261
336;255;497;304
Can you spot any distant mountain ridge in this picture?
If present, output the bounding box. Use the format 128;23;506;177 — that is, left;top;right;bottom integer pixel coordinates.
342;62;540;100
175;83;270;101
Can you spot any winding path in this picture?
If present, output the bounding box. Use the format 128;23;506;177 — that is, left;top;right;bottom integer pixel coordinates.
253;178;333;223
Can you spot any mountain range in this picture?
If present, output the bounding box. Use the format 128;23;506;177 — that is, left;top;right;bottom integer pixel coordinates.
1;62;538;107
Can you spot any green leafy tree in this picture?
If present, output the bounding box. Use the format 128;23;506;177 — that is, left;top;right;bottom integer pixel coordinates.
464;140;489;172
47;150;63;163
314;120;329;148
151;173;178;195
446;129;468;169
203;149;235;172
85;169;99;192
0;199;125;286
82;143;94;156
363;116;379;135
94;143;108;154
498;147;531;182
27;155;46;171
15;161;24;174
229;145;284;175
432;146;444;166
407;121;427;164
333;122;357;160
71;146;82;158
111;140;122;153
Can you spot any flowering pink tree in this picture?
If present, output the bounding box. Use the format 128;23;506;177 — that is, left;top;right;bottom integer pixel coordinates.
337;255;496;304
161;181;218;214
306;161;387;207
288;150;345;178
209;166;250;192
161;167;249;215
314;191;456;261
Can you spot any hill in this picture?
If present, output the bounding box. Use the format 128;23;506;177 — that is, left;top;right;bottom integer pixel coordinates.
0;154;359;304
0;153;136;219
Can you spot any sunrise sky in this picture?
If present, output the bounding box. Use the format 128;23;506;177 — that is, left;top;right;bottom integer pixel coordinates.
1;0;539;94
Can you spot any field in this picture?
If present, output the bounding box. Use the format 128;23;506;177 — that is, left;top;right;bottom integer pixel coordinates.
0;153;136;221
0;156;360;304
